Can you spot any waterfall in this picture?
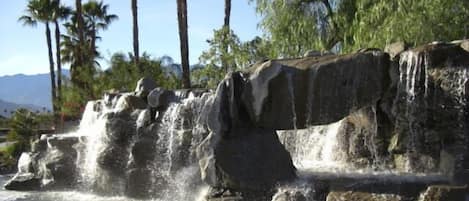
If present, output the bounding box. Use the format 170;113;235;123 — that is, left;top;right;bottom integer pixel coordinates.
147;92;212;200
394;49;469;173
277;120;346;172
74;98;124;192
57;90;214;200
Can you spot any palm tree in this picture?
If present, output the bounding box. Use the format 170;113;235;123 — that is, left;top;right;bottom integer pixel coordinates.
131;0;141;72
75;0;85;66
176;0;191;88
52;0;71;111
19;0;57;118
82;0;118;61
61;1;117;92
222;0;231;72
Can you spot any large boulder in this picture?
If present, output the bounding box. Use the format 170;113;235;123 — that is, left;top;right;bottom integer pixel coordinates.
4;136;81;191
198;51;390;196
388;43;469;174
214;127;296;190
239;51;389;129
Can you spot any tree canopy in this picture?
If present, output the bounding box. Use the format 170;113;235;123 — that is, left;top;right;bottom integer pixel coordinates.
251;0;469;56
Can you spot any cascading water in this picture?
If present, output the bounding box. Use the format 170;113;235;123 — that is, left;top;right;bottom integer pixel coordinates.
144;92;213;200
36;90;215;200
277;121;345;172
278;48;469;176
277;106;385;175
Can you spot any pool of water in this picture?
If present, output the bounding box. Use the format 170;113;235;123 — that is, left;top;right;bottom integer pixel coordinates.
0;174;188;201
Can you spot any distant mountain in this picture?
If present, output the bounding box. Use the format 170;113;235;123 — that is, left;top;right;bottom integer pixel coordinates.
0;70;69;109
0;99;46;118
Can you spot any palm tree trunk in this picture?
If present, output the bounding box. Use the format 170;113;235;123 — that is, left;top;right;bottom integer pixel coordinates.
91;27;96;64
54;20;62;111
45;23;57;122
222;0;231;73
54;20;63;131
177;0;190;88
132;0;141;73
224;0;231;27
76;0;85;68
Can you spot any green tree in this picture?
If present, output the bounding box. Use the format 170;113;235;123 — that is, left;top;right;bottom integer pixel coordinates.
7;109;39;158
82;0;118;60
252;0;333;57
61;0;117;100
198;31;274;88
19;0;58;122
251;0;469;55
176;0;191;88
341;0;469;52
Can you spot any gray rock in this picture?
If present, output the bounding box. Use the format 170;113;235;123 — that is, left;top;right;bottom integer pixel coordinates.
303;50;321;57
419;185;467;201
384;41;409;59
147;88;176;109
131;139;156;167
135;77;157;98
125;168;153;198
115;94;147;113
461;40;469;52
212;127;296;190
47;135;79;153
242;51;390;129
31;139;47;153
97;145;129;175
4;173;41;190
326;191;403;201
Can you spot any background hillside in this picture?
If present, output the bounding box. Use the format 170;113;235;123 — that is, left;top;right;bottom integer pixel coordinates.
0;70;69;111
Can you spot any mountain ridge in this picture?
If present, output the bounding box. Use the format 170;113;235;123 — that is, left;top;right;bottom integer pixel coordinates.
0;70;69;110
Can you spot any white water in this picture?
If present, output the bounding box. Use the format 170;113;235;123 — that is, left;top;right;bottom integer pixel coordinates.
278;120;345;171
146;92;212;200
0;92;215;201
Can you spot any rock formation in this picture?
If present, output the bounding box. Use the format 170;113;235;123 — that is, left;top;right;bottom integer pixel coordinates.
4;40;469;201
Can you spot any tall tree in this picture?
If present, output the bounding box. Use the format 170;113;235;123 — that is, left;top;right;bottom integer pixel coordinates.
75;0;85;67
221;0;231;72
131;0;141;72
61;0;117;94
176;0;191;88
52;0;71;113
19;0;57;119
83;1;118;61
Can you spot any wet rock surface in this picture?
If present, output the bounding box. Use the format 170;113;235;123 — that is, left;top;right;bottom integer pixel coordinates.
241;51;390;129
4;136;81;190
326;191;404;201
419;185;467;201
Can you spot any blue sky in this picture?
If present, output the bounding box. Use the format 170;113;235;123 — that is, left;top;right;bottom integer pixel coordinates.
0;0;262;76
